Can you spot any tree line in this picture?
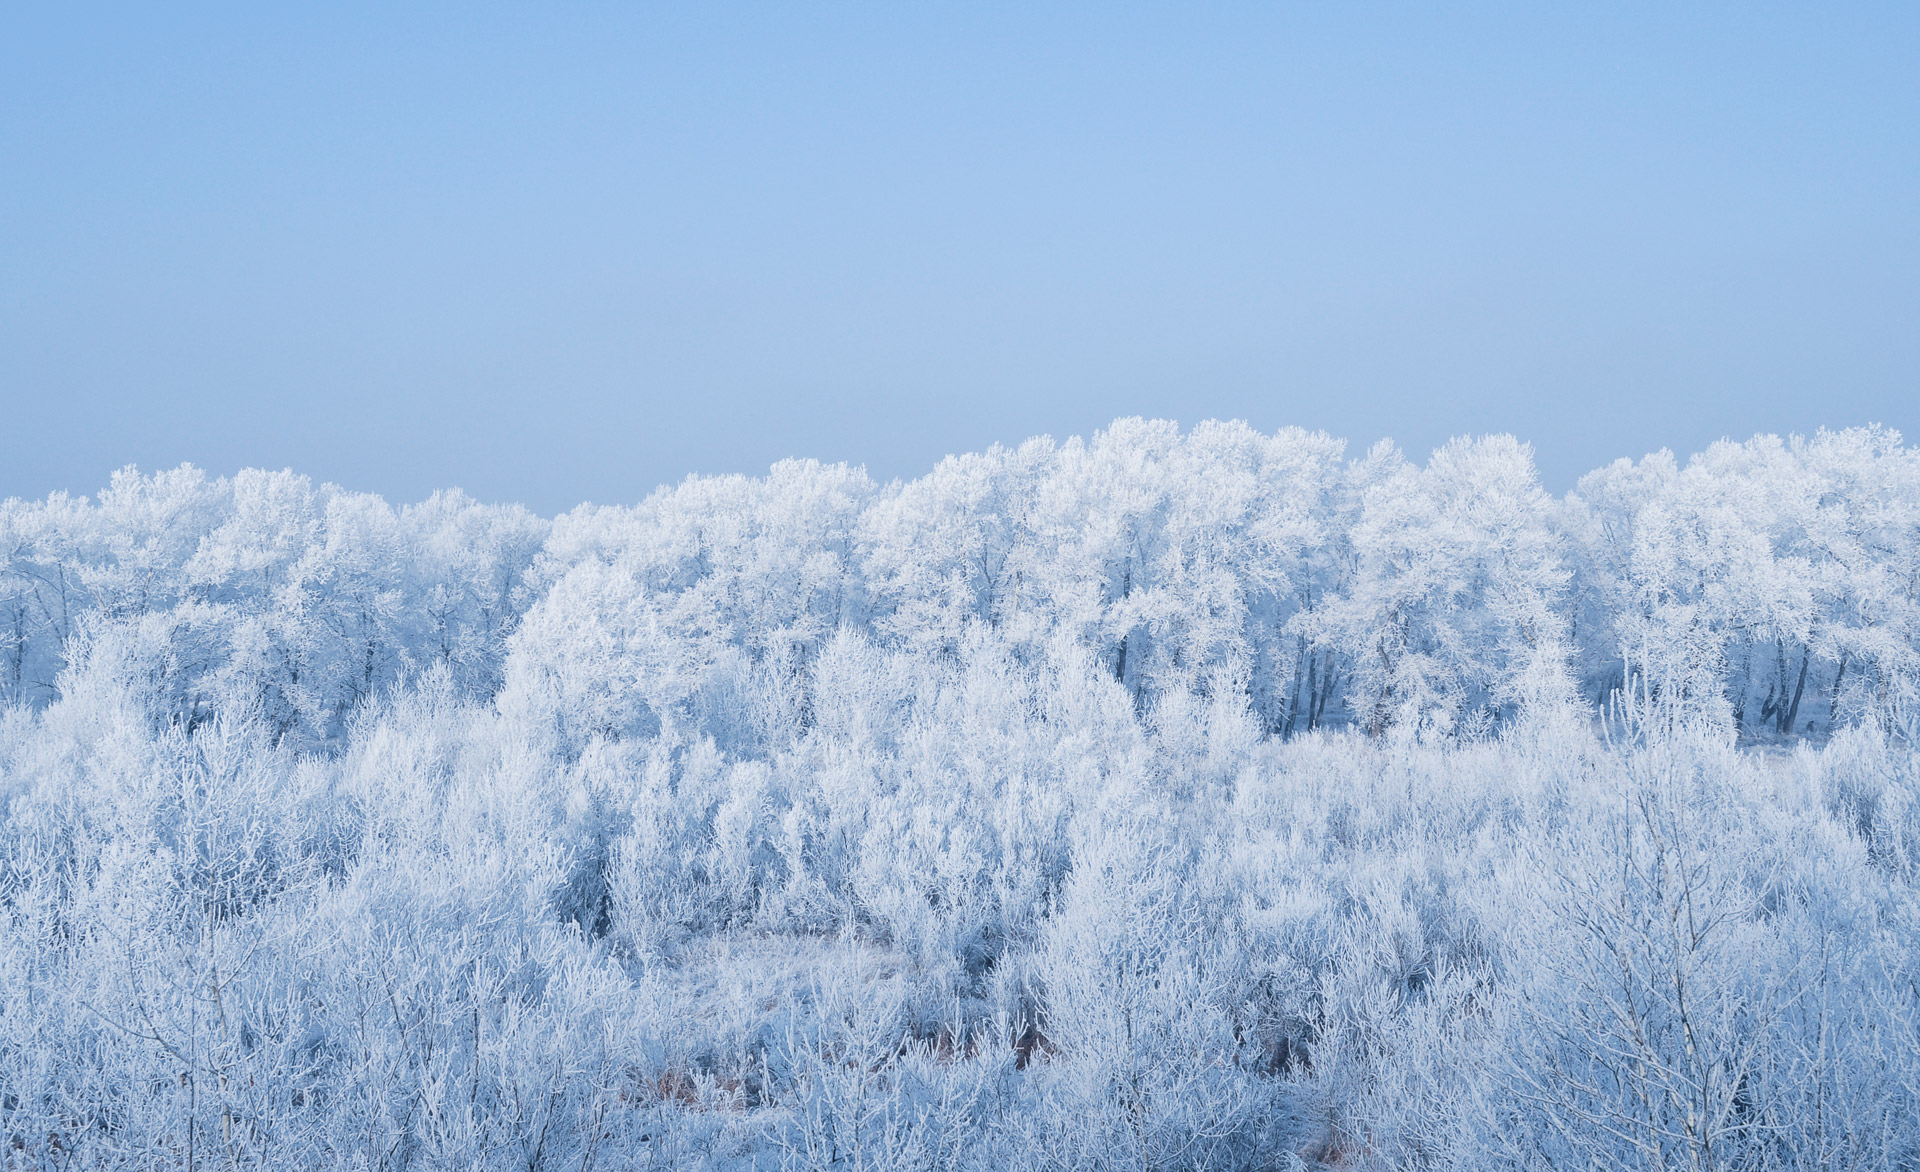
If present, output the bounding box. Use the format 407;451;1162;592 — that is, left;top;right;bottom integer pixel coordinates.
0;420;1916;1169
5;420;1916;750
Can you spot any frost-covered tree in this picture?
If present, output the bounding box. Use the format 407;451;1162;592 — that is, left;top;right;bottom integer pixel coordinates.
2;421;1918;1170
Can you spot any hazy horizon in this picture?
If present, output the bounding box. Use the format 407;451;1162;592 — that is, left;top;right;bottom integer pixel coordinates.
7;417;1909;515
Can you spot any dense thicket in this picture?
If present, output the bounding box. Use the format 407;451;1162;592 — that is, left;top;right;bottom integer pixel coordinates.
1;420;1916;1169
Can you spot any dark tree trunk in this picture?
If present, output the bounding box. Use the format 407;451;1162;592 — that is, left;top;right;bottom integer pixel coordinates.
1780;644;1810;736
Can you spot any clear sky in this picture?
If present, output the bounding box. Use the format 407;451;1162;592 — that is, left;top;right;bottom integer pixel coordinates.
4;3;1917;513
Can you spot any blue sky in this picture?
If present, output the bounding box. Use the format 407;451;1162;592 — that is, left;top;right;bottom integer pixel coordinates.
4;3;1916;512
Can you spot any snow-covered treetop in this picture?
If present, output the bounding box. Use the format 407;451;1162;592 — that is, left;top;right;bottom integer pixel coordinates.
3;420;1914;747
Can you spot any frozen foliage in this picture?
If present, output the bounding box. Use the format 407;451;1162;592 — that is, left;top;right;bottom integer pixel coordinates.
0;419;1917;1169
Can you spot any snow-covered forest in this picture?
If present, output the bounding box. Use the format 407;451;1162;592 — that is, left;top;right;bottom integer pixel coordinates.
2;418;1917;1169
